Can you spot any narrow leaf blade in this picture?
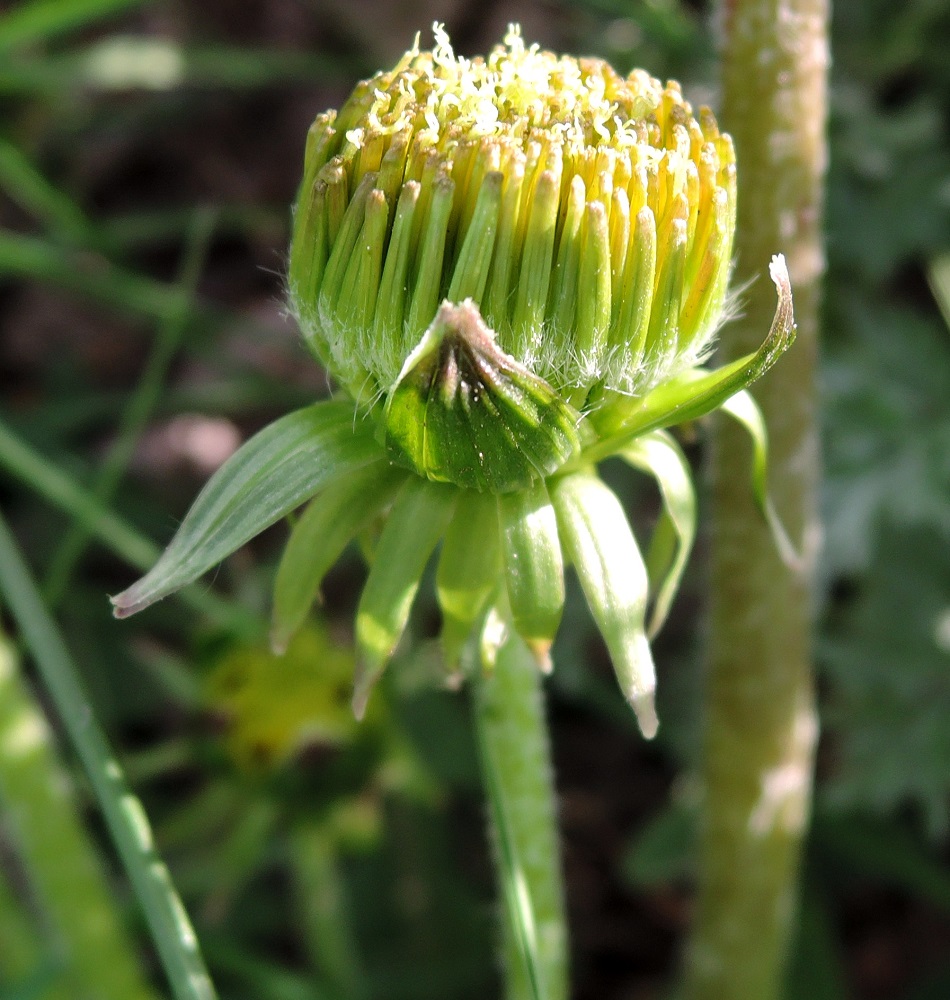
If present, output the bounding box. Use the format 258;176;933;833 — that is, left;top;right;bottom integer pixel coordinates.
271;461;407;653
498;481;564;671
719;389;802;570
112;401;381;616
624;430;697;638
551;472;658;737
0;0;146;53
353;477;456;716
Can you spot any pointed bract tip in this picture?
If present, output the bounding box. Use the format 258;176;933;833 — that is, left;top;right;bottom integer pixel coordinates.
351;656;379;721
269;630;289;656
769;253;789;290
109;589;146;619
768;253;795;346
526;639;554;675
351;684;369;721
630;691;659;740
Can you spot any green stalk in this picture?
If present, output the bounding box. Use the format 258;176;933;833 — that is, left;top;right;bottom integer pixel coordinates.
0;633;160;1000
0;510;218;1000
0;138;97;247
473;617;567;1000
685;2;828;998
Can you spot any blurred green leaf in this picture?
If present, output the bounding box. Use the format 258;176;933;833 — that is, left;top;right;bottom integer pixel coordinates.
784;881;849;1000
0;139;96;245
815;815;950;912
0;0;146;53
820;525;950;837
0;40;341;94
0;229;221;329
822;300;950;574
622;796;696;887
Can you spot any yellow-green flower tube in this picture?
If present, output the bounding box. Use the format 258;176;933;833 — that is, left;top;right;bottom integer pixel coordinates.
289;25;736;457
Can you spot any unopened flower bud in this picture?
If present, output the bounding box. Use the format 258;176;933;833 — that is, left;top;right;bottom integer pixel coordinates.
289;24;736;487
115;25;795;741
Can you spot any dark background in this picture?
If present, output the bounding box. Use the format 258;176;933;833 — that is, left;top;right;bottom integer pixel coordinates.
1;1;950;998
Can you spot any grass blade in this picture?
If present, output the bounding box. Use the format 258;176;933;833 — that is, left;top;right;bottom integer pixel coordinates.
0;41;342;94
0;634;162;1000
0;139;96;245
0;510;218;1000
0;416;260;636
0;228;220;329
43;208;216;606
0;0;146;53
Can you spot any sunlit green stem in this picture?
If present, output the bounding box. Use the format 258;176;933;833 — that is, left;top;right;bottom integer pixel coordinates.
473;615;567;1000
0;511;218;1000
0;634;160;1000
685;1;827;997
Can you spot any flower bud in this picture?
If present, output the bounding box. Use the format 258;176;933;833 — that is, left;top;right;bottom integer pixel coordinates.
289;24;736;440
115;25;795;741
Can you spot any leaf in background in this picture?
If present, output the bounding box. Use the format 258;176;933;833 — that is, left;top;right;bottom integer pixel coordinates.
622;796;697;887
820;524;950;839
822;300;950;576
0;0;147;52
827;85;950;281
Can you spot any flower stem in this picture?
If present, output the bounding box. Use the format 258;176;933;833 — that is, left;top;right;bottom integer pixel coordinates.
473;617;568;1000
685;1;828;997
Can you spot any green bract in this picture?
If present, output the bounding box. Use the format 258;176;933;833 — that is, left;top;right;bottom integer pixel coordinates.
112;25;796;737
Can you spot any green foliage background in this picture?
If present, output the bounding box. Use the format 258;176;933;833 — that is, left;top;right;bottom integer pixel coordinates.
0;1;948;998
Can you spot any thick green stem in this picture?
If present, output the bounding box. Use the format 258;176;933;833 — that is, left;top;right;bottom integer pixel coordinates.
685;2;828;999
473;619;567;1000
